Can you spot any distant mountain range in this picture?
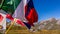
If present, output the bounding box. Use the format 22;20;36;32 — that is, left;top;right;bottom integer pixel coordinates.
38;18;60;30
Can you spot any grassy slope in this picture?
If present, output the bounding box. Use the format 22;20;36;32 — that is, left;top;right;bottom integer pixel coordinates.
6;25;60;34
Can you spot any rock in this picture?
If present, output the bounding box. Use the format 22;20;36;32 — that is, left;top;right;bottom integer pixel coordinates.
39;18;60;30
56;19;60;25
48;18;57;23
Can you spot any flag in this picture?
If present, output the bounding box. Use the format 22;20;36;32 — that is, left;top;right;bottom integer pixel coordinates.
13;0;25;21
0;9;7;14
24;0;38;26
0;0;25;26
16;19;25;26
6;14;14;21
13;0;38;29
2;0;38;29
6;14;25;26
0;10;6;29
0;0;21;15
0;14;3;22
11;0;26;26
23;22;31;29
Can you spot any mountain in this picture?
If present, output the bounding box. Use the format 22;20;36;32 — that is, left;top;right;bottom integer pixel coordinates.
39;18;60;30
56;19;60;25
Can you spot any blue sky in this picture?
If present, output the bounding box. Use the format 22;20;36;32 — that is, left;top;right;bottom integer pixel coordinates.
33;0;60;21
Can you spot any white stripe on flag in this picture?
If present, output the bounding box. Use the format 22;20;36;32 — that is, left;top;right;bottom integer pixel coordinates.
13;0;28;22
13;0;24;21
0;12;6;29
23;0;30;22
23;0;30;6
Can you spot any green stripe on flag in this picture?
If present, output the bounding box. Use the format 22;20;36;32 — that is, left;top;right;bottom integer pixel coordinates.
1;0;21;15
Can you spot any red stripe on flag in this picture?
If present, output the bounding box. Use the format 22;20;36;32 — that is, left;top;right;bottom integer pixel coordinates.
0;14;3;22
25;5;28;14
26;8;38;26
16;19;25;26
6;14;25;26
6;14;14;21
24;0;38;26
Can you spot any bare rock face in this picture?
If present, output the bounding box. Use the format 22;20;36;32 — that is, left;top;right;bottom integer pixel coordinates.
48;18;57;23
39;18;60;30
39;20;49;29
56;20;60;25
40;20;49;25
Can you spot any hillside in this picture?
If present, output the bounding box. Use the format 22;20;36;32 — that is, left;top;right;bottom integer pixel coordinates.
38;18;60;30
6;25;60;34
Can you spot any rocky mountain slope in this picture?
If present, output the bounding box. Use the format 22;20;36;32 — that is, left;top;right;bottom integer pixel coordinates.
38;18;60;30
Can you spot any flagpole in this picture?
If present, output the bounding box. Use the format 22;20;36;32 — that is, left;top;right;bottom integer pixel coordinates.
5;18;16;34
